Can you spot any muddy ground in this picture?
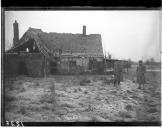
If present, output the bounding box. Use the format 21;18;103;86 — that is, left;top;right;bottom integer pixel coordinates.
4;66;161;122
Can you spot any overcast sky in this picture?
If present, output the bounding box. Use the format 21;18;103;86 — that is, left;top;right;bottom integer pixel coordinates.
5;11;160;62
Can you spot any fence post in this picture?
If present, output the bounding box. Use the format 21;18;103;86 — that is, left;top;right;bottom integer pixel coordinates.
50;81;56;111
44;56;47;78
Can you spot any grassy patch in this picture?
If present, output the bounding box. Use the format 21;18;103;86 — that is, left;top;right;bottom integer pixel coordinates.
118;111;132;118
40;93;54;104
125;104;133;111
80;79;91;86
17;106;27;115
5;94;16;102
60;103;76;108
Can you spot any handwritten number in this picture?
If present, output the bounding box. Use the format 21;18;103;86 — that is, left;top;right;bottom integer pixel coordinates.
11;121;15;126
20;121;24;126
5;121;24;127
6;121;9;126
16;121;20;127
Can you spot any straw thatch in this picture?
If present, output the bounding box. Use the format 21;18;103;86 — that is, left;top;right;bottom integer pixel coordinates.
7;27;104;58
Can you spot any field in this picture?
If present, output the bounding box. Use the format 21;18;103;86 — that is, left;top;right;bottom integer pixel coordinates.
4;65;161;122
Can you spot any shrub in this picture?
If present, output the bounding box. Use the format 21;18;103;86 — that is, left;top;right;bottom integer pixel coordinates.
147;108;158;113
74;89;77;93
78;88;82;92
125;104;133;111
19;87;26;92
119;111;132;118
5;95;16;102
13;84;26;92
84;90;88;94
33;82;40;87
42;103;51;110
90;116;105;122
60;103;75;108
80;79;91;86
100;77;105;80
40;93;54;104
7;85;14;91
19;107;26;115
90;116;99;122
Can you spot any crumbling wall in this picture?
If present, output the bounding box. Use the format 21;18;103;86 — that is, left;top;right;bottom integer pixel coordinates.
58;57;89;74
24;54;44;77
5;53;104;77
4;53;44;77
4;54;20;77
59;61;70;74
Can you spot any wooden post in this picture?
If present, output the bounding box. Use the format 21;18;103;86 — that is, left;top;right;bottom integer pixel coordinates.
104;57;106;75
127;62;128;73
44;56;47;78
68;57;69;73
50;81;56;111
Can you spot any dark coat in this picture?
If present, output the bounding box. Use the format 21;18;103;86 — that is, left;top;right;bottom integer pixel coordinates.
114;61;123;83
136;65;146;84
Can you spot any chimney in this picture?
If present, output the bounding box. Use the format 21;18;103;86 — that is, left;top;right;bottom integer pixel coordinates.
13;20;19;46
83;25;86;36
109;54;111;59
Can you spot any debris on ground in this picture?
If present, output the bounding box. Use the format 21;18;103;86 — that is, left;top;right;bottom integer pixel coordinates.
5;69;160;122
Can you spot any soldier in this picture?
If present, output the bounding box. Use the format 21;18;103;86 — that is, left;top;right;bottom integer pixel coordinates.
136;60;146;89
113;60;123;86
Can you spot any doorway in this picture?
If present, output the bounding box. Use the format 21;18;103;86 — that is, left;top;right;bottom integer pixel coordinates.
18;61;28;75
50;61;57;75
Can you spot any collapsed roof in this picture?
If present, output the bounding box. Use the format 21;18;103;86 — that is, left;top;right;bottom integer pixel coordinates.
7;27;104;58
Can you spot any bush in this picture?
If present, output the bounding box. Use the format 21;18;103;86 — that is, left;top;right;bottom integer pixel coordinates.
42;103;51;110
6;84;14;91
60;103;75;108
78;88;82;92
12;84;26;92
18;107;26;115
90;116;105;122
90;116;100;122
84;90;88;94
80;79;91;86
125;104;133;111
19;87;26;92
5;95;16;102
119;111;132;118
33;82;40;87
40;93;54;104
74;89;77;93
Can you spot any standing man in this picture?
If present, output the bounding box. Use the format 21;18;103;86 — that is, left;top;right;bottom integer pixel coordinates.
114;60;123;87
136;60;146;89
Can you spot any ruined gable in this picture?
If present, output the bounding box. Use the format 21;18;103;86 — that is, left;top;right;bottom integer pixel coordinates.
7;27;103;58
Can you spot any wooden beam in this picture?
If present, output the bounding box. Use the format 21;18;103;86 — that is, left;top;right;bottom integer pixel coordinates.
44;55;47;78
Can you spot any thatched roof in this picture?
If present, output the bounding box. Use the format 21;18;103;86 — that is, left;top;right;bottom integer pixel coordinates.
7;27;104;58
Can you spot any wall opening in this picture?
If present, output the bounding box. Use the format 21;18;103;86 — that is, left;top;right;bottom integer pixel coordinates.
50;61;57;75
18;61;28;75
69;61;76;67
15;39;39;53
69;60;76;71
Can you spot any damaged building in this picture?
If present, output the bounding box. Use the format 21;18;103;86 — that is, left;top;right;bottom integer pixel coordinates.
5;21;104;77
